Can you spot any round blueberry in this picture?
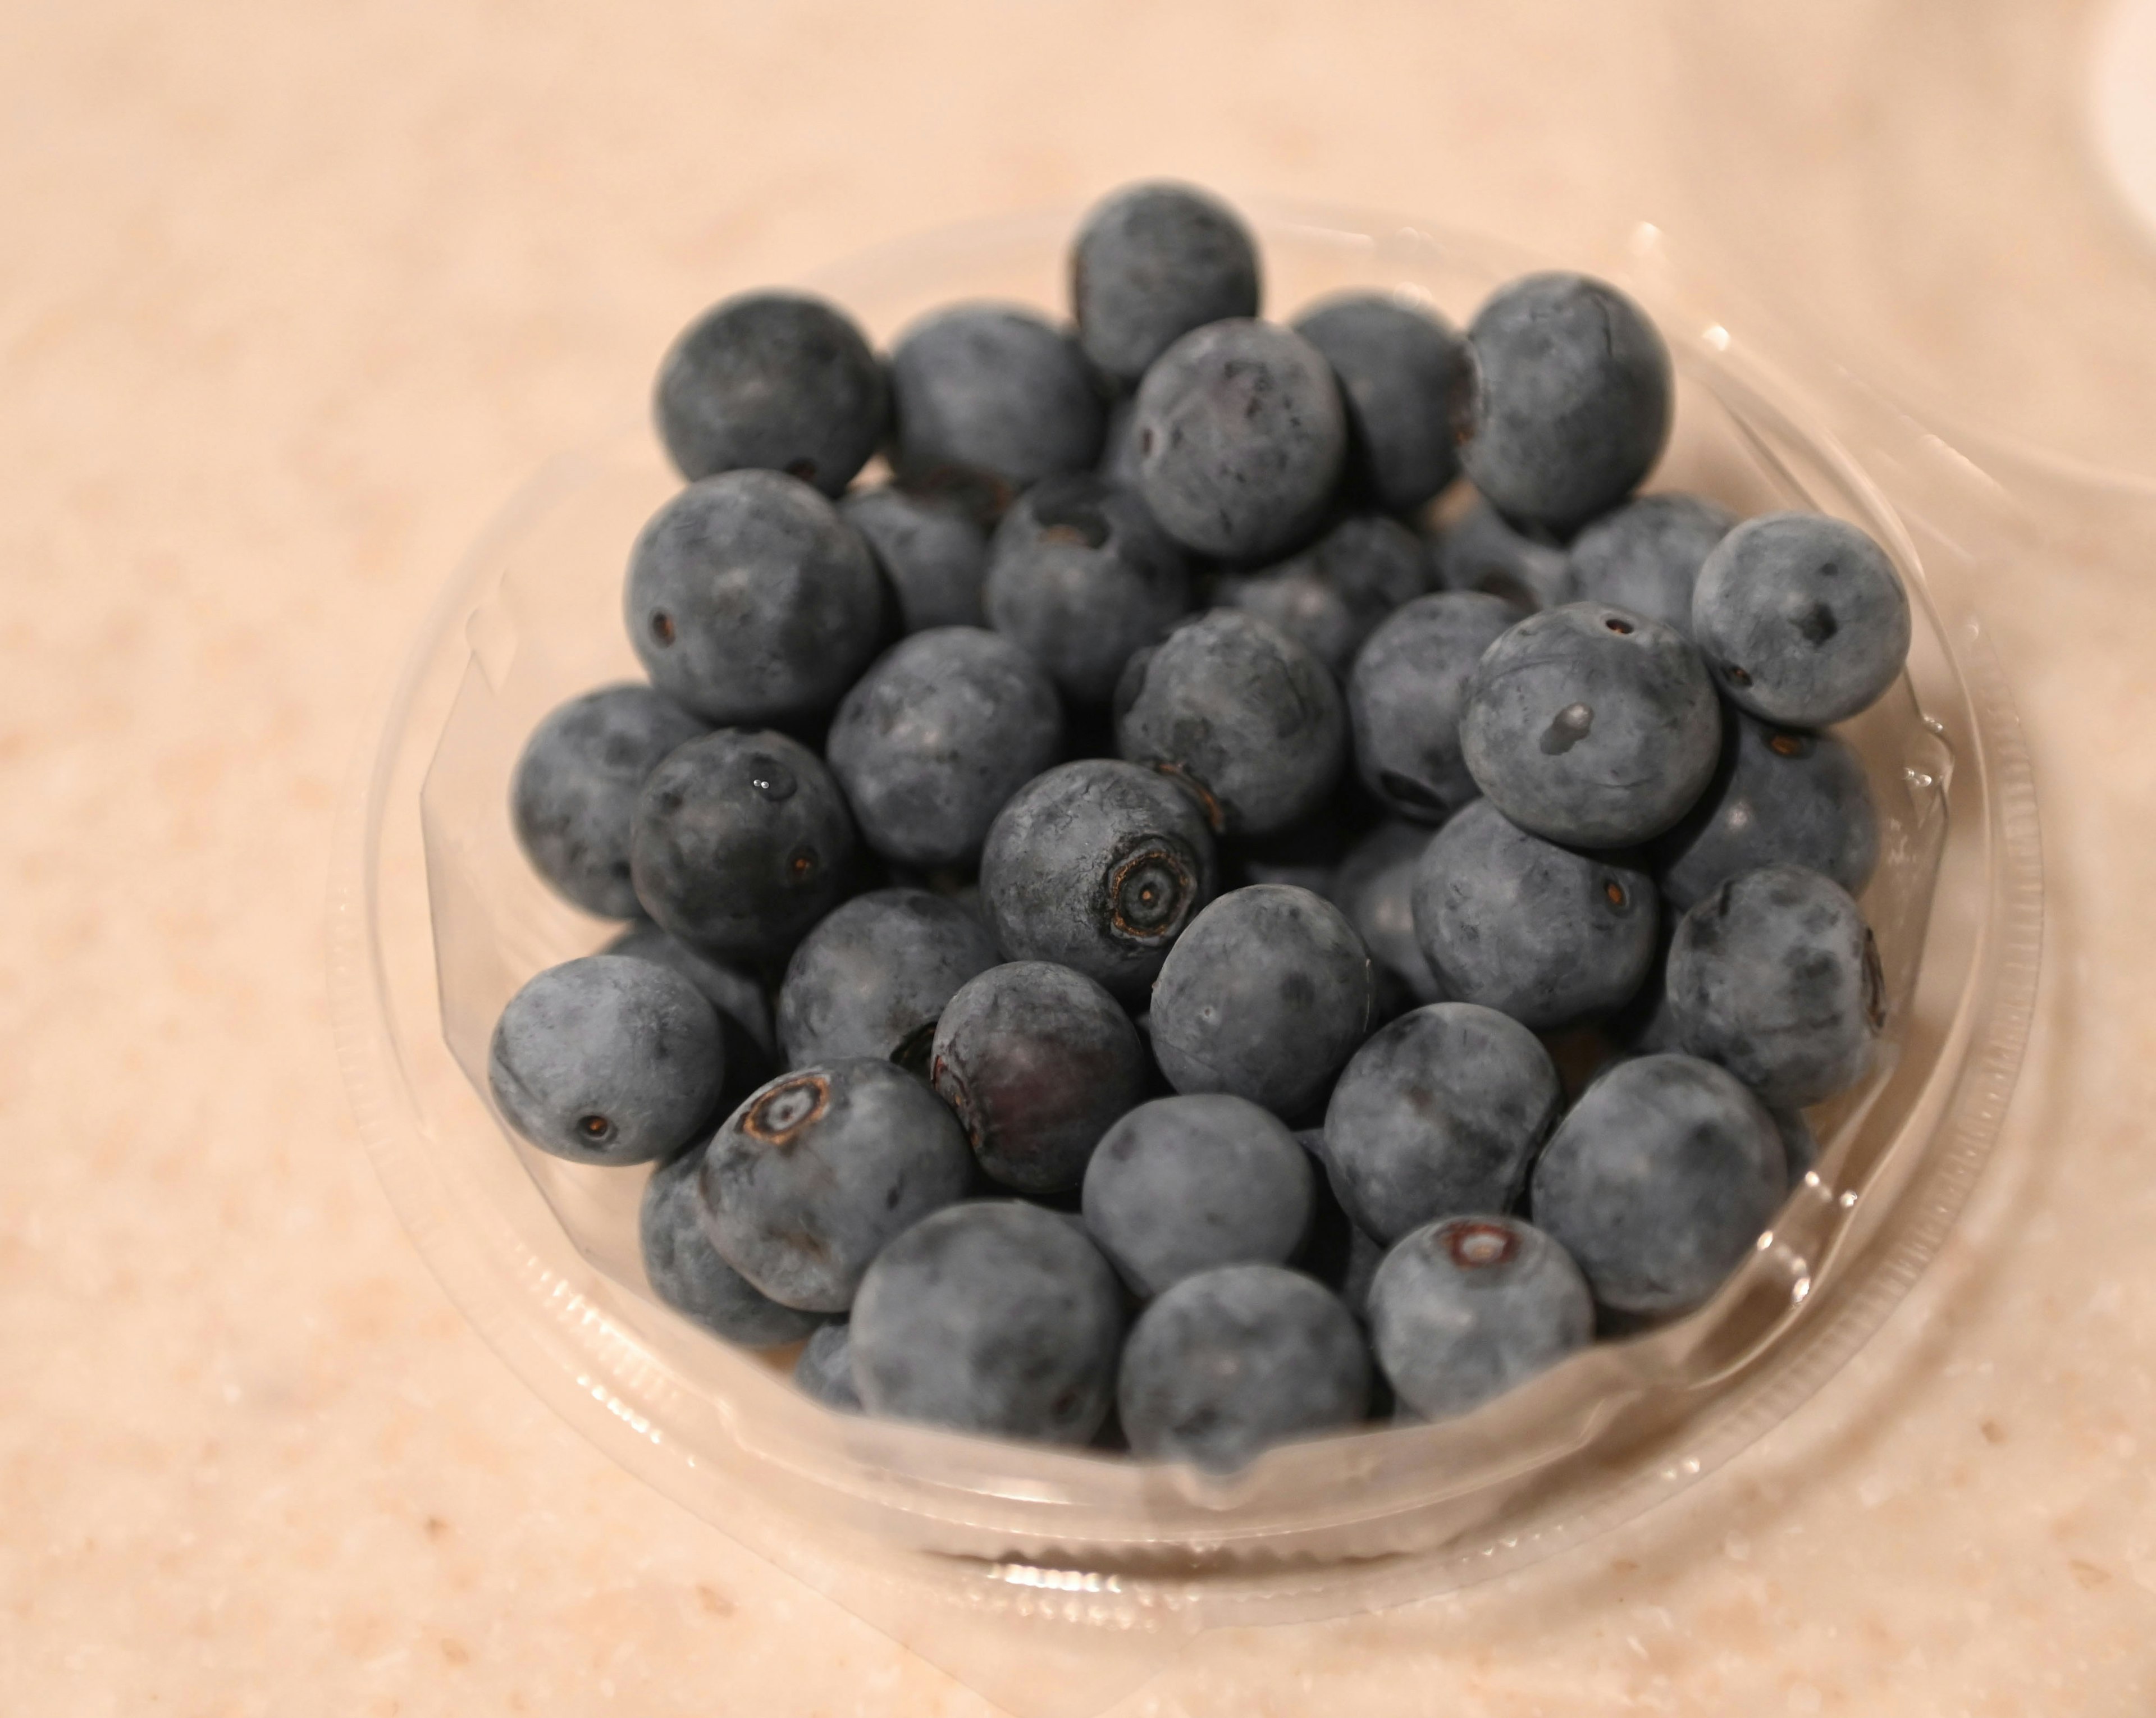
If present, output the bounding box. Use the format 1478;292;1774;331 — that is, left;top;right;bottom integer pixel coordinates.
978;760;1217;1000
851;1200;1125;1444
1568;492;1736;638
1071;181;1262;385
1433;496;1574;611
1147;884;1375;1120
1461;272;1672;533
931;961;1147;1194
1081;1094;1314;1296
775;889;999;1072
1666;862;1883;1109
1333;820;1445;1009
1529;1052;1786;1317
629;728;856;961
839;485;988;633
653;291;888;496
1214;513;1432;679
1459;601;1721;848
1348;591;1520;821
625;470;884;725
1132;319;1347;561
826;627;1065;869
487;954;725;1166
510;684;709;919
1117;1264;1369;1473
794;1319;861;1412
698;1058;973;1313
1322;1001;1561;1242
1291;291;1473;515
1368;1216;1593;1420
984;474;1193;705
1691;512;1912;726
640;1146;825;1347
604;921;776;1104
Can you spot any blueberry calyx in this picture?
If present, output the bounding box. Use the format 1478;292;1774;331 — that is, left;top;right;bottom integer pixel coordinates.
745;1073;829;1144
1440;1219;1520;1270
1108;842;1195;940
649;611;676;646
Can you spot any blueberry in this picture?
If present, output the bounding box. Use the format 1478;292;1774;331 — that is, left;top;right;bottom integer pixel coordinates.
1132;319;1347;561
851;1200;1125;1443
1117;1264;1369;1472
1147;884;1374;1119
1460;272;1673;533
1071;182;1262;385
1347;591;1520;821
488;954;725;1166
826;627;1065;869
984;474;1193;705
1410;798;1657;1029
1528;1052;1786;1317
1568;493;1736;638
1340;1223;1385;1324
698;1058;973;1312
1081;1094;1315;1295
978;760;1217;1000
1666;862;1883;1109
1460;602;1721;848
775;889;999;1071
930;961;1148;1194
1322;1001;1562;1242
1332;820;1445;1009
604;921;776;1103
1603;918;1684;1055
1433;496;1574;610
1774;1107;1819;1182
625;470;884;725
1098;396;1145;490
654;291;888;496
1214;513;1432;678
793;1319;862;1412
1113;610;1346;838
839;485;988;633
510;685;709;919
1291;291;1473;515
1691;512;1912;725
1655;709;1879;912
1367;1216;1593;1419
640;1146;825;1347
629;729;856;961
889;304;1106;502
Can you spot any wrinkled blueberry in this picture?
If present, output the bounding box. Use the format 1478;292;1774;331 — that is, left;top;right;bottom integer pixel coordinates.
1333;820;1445;1010
839;485;988;633
1349;591;1520;821
1433;496;1574;610
640;1145;825;1347
1568;492;1735;637
1292;291;1473;515
604;921;776;1104
889;304;1105;501
793;1319;862;1412
775;889;999;1071
1214;513;1432;678
1071;181;1262;384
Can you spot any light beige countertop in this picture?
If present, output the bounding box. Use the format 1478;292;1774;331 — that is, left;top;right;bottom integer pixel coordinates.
6;2;2154;1712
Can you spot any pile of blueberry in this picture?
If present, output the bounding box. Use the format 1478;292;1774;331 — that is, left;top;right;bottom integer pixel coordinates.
490;182;1911;1474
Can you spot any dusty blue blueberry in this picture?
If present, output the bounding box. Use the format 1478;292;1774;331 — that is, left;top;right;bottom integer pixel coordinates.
1081;1094;1314;1296
775;889;999;1071
1666;862;1883;1109
1291;291;1473;514
839;485;988;632
1132;319;1347;561
1460;602;1721;848
1148;885;1375;1119
654;291;888;496
793;1319;862;1411
1692;512;1912;726
826;627;1065;868
1568;493;1736;637
629;728;856;961
930;961;1148;1194
1333;820;1445;1009
1774;1108;1819;1182
1433;496;1574;610
625;470;884;727
1071;182;1262;384
1461;272;1672;532
1410;798;1657;1030
1113;610;1347;838
1214;513;1432;678
488;954;725;1166
510;685;708;919
851;1200;1125;1443
1099;396;1145;490
1655;710;1878;911
889;304;1105;502
1368;1215;1593;1419
698;1058;974;1312
640;1145;825;1347
985;474;1192;705
1322;1001;1561;1242
1117;1264;1369;1472
1348;591;1520;821
978;760;1217;1000
1529;1052;1786;1317
604;921;776;1104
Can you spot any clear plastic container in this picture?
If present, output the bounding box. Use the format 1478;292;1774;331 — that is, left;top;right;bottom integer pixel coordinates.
327;205;2042;1715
